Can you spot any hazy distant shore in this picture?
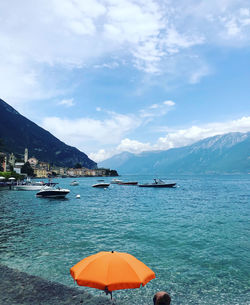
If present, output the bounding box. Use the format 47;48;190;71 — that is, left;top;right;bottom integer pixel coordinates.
0;264;120;305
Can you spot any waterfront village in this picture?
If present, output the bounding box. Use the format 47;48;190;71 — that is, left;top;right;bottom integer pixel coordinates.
0;148;117;179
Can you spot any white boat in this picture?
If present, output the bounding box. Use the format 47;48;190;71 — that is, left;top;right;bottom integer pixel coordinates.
92;183;110;188
70;180;79;186
14;180;44;191
110;178;123;184
36;185;70;198
138;179;176;188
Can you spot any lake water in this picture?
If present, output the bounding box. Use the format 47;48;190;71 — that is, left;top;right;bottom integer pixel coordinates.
0;175;249;305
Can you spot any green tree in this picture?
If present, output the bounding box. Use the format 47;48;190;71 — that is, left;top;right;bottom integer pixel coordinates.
0;154;4;164
74;163;82;168
21;162;34;176
0;152;5;172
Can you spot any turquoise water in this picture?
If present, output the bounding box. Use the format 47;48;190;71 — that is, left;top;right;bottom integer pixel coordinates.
0;175;249;305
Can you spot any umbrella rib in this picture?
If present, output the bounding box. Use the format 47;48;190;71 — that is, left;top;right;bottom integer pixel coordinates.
112;254;142;285
117;254;155;286
74;252;107;280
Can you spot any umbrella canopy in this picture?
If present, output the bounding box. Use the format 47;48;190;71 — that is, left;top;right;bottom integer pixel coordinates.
70;251;155;292
9;177;16;180
0;176;5;180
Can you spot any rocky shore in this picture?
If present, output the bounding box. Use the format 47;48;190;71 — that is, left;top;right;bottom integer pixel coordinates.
0;264;121;305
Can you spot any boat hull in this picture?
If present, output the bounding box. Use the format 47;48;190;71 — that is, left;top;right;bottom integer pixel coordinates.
14;185;43;191
138;183;176;188
70;182;79;186
92;183;110;188
118;182;138;185
36;190;70;198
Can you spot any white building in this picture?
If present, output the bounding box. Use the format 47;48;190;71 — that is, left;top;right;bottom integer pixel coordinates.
14;162;24;174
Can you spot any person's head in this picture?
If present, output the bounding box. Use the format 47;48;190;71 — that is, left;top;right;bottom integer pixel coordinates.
153;291;171;305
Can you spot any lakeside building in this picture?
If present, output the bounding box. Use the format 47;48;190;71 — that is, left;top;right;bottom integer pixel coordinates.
67;168;87;176
8;153;16;167
66;168;108;177
1;148;118;178
0;152;7;172
50;166;66;176
37;161;50;171
14;162;25;174
33;168;49;178
84;168;107;176
28;157;38;168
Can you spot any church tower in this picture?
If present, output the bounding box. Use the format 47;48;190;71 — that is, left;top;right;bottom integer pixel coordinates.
24;148;28;163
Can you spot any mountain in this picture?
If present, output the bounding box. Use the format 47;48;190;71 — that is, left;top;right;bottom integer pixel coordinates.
0;99;97;168
99;132;250;174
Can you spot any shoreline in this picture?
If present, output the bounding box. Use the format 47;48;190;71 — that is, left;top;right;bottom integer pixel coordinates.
0;264;121;305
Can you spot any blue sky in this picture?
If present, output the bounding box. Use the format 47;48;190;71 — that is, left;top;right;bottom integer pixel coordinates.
0;0;250;162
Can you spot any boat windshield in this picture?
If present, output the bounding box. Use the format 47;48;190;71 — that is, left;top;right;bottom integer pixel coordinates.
154;179;165;184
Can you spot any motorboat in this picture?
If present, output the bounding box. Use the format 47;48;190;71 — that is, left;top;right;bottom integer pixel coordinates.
92;183;110;188
138;179;176;188
118;181;138;185
70;180;79;186
110;178;123;184
14;179;45;191
36;185;70;198
0;182;11;191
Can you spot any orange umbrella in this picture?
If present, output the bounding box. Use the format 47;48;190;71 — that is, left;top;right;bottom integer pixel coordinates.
70;251;155;298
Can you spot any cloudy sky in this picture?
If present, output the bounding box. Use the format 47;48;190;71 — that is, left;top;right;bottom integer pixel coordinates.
1;0;250;162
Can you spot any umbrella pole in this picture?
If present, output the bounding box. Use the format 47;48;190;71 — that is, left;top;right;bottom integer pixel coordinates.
104;286;112;299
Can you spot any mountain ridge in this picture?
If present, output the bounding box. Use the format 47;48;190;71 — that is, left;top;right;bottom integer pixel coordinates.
99;132;250;174
0;99;97;168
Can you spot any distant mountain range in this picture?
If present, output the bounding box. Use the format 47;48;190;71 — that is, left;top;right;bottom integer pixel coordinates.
0;99;97;168
99;132;250;174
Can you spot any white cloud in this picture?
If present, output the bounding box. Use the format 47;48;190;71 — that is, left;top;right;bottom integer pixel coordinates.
58;98;75;107
117;138;152;153
240;8;250;16
163;100;175;106
157;116;250;150
189;64;211;84
164;27;204;49
1;0;250;106
89;138;153;162
90;116;250;161
224;18;241;36
139;100;175;118
42;99;175;159
42;111;140;149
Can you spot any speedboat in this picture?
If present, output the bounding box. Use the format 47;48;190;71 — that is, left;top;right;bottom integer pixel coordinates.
118;181;138;185
110;178;123;184
70;180;79;186
138;179;176;188
36;185;70;198
14;180;44;191
92;183;110;188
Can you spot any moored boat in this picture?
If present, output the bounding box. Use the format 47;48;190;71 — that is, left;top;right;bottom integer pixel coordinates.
138;179;176;188
118;181;138;185
70;180;79;186
92;183;110;188
14;179;44;191
36;186;70;198
110;178;123;184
